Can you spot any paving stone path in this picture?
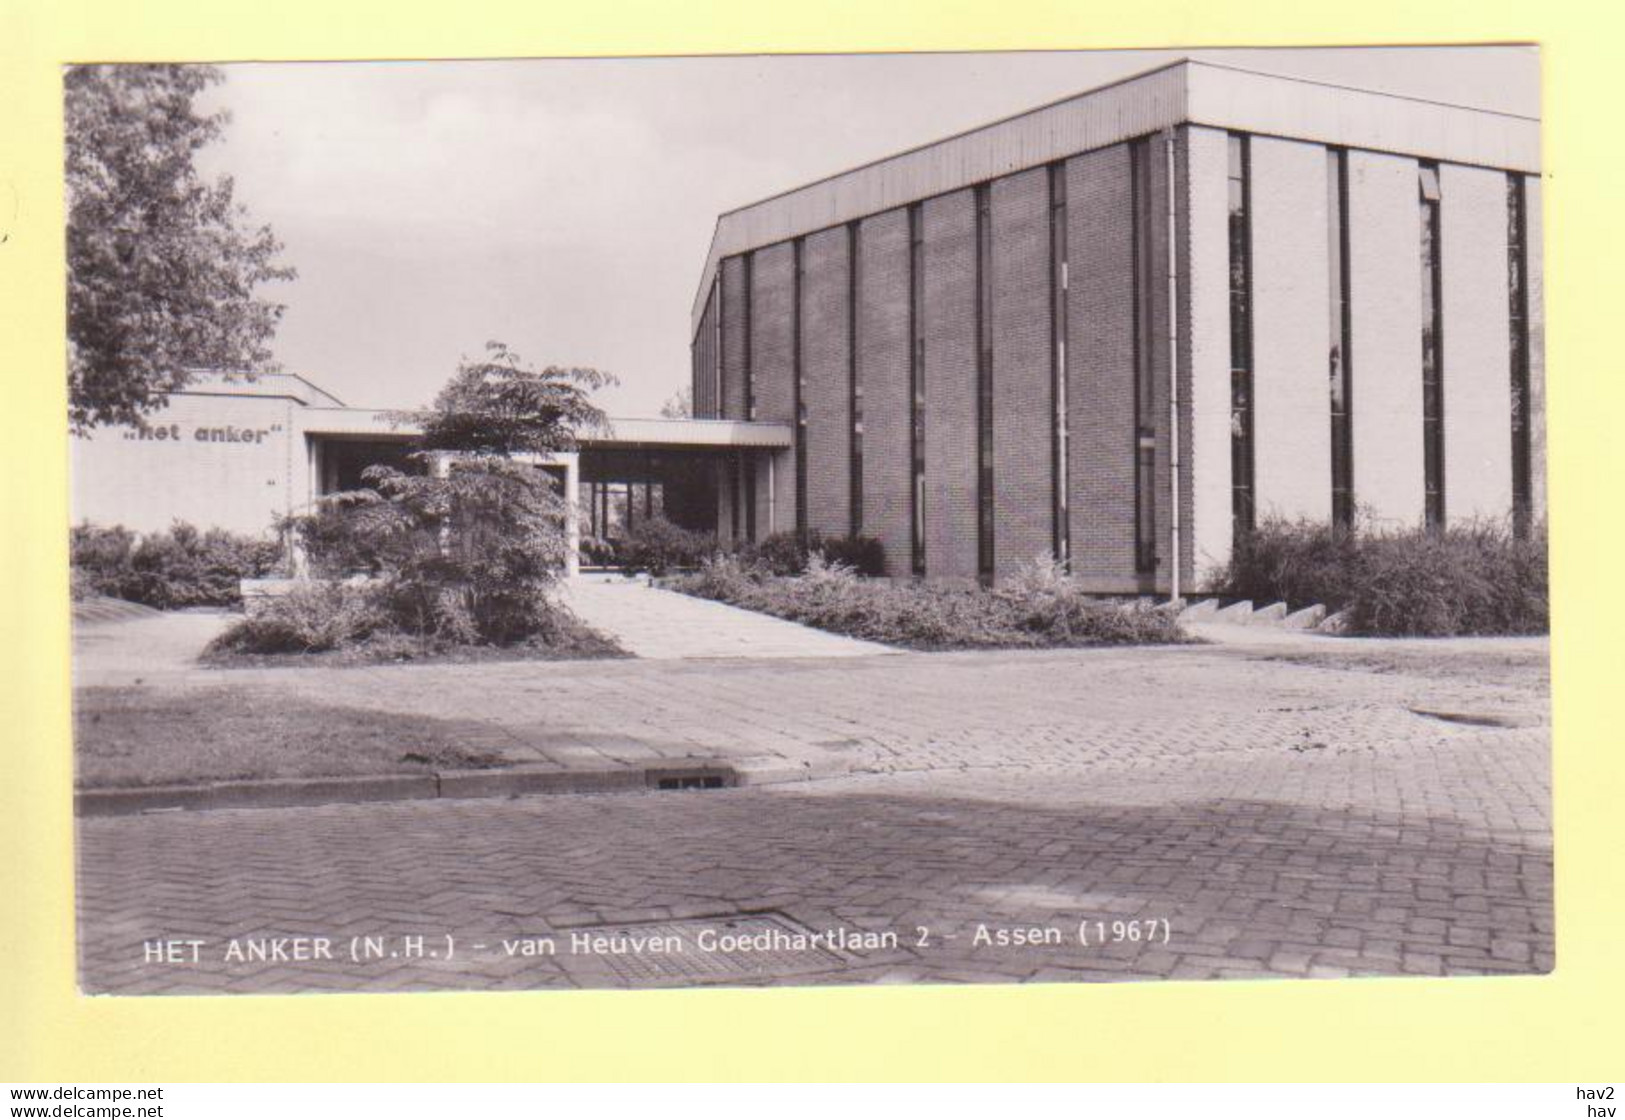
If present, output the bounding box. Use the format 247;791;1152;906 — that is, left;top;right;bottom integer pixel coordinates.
75;625;1552;994
561;575;893;659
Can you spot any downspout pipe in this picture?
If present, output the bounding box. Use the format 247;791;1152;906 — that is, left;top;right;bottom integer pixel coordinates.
1164;129;1183;605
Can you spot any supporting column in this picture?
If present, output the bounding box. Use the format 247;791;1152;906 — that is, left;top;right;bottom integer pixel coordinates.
561;451;581;579
292;435;318;577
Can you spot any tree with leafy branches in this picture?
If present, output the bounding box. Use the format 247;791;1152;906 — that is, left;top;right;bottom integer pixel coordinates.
294;342;615;645
65;64;295;432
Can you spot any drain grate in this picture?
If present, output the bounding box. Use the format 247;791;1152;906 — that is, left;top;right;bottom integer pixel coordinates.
561;912;853;984
654;774;726;791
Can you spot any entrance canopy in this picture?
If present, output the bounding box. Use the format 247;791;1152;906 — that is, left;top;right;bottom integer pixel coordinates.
298;409;793;574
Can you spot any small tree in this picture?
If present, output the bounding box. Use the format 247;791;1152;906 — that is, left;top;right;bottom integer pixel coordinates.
65;65;295;432
659;385;693;419
298;342;614;645
398;340;614;455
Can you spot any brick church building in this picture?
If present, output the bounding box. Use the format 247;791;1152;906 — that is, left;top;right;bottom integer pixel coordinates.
689;59;1544;595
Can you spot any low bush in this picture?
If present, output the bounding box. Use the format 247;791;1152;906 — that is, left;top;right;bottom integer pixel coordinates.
206;582;388;654
617;517;716;576
817;533;886;577
668;553;1187;649
206;579;621;661
71;521;283;608
1220;516;1547;637
735;529;886;577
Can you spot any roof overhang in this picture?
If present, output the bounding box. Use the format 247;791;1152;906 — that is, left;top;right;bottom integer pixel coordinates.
691;57;1541;333
298;410;793;451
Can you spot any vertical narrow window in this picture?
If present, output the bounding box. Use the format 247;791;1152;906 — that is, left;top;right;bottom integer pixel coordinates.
793;238;808;535
909;203;926;576
1327;148;1354;528
1419;162;1445;529
743;455;757;542
742;253;755;422
848;221;864;536
975;184;995;580
1227;133;1255;541
1132;137;1159;574
1049;162;1070;565
1507;173;1533;536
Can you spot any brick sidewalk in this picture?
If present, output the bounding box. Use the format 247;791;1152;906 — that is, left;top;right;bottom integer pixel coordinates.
74;635;1551;994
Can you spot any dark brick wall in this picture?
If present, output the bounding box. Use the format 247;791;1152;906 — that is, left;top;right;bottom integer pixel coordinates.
751;242;796;534
801;226;852;536
720;256;748;422
691;283;719;420
921;189;980;582
1067;143;1144;593
990;166;1055;576
705;136;1188;588
857;209;914;576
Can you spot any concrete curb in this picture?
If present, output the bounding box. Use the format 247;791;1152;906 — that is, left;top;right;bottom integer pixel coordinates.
76;757;818;817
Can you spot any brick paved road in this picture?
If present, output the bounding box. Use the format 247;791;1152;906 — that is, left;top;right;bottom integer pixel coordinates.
76;639;1551;994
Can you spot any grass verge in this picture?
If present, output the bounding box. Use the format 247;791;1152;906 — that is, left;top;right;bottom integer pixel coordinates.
75;686;516;788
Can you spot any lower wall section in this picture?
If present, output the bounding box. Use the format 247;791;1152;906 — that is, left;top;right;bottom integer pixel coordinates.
1347;149;1426;528
1249;136;1333;525
921;189;980;581
1440;162;1514;523
991;167;1056;575
857;209;916;576
1067;144;1142;592
801;226;853;536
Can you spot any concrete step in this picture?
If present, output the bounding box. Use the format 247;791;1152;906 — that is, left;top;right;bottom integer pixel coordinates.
1318;609;1352;634
1282;604;1328;630
1213;600;1254;623
1178;598;1220;623
1249;601;1289;624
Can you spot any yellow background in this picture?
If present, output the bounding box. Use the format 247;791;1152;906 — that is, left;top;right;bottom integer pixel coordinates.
2;0;1619;1082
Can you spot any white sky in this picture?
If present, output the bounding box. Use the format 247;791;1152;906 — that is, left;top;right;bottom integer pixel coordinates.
194;45;1539;417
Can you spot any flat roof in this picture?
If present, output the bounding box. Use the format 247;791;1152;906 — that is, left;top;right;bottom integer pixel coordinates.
175;369;347;407
692;57;1542;330
164;378;788;451
297;408;793;450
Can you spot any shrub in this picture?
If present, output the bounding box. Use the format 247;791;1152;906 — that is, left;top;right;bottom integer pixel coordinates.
735;529;887;577
675;552;766;600
282;503;389;579
340;458;572;645
817;533;886;577
206;582;387;654
668;553;1187;650
580;533;619;568
71;521;283;608
1219;515;1548;637
740;529;814;576
617;517;716;576
206;578;619;660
